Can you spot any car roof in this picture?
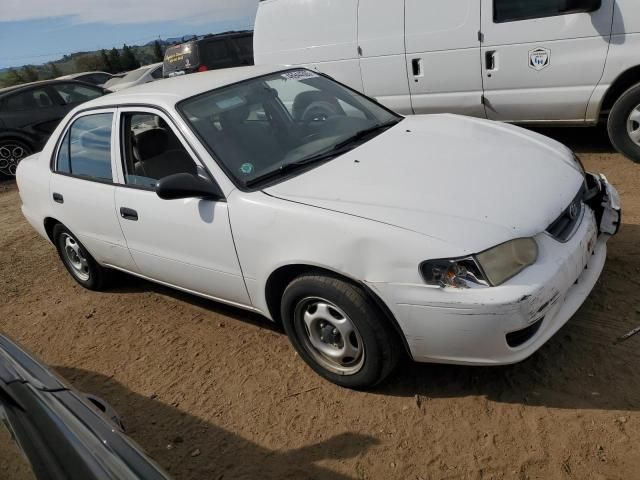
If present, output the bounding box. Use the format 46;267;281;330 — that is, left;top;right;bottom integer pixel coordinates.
83;65;288;110
0;79;104;98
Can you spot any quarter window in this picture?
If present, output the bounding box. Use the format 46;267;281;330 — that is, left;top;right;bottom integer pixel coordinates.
56;113;113;181
493;0;600;23
120;113;198;189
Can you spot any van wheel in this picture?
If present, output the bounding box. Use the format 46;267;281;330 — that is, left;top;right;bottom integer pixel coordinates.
53;224;109;290
607;83;640;163
280;274;401;389
0;139;32;178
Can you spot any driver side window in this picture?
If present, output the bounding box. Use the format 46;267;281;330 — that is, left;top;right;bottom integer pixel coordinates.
120;112;198;189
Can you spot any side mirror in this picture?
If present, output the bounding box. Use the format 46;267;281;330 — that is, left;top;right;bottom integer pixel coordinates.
560;0;601;13
156;173;224;201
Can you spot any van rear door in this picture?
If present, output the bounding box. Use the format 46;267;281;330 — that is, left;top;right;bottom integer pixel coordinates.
163;42;198;77
480;0;614;122
404;0;485;117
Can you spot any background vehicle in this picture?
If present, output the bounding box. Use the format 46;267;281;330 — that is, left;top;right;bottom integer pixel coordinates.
15;67;620;389
109;63;164;92
57;70;113;87
0;80;106;177
0;335;170;479
254;0;640;162
163;31;254;77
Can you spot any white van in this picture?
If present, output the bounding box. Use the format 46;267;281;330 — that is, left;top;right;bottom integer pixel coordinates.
254;0;640;161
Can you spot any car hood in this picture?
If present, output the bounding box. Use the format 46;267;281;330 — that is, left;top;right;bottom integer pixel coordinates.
265;115;585;253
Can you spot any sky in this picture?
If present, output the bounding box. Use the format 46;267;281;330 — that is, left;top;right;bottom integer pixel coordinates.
0;0;259;69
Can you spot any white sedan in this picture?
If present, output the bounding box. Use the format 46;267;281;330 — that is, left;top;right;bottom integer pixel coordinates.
16;66;621;388
107;62;164;92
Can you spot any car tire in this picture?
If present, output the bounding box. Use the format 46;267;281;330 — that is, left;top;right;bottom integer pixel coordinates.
0;139;32;179
53;224;109;290
281;274;401;389
607;83;640;163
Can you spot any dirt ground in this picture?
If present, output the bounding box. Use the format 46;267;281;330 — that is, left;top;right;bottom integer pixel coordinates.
1;126;639;480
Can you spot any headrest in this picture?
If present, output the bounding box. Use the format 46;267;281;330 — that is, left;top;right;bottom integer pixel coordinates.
134;128;168;161
220;105;250;127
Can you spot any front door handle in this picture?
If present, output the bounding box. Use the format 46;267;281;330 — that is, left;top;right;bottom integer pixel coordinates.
52;192;64;204
119;207;138;221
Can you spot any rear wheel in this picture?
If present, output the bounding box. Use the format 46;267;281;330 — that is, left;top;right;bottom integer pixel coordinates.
53;224;109;290
0;139;32;178
281;274;401;389
607;83;640;163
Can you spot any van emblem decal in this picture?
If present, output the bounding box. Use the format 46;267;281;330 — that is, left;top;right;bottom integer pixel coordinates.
529;48;550;71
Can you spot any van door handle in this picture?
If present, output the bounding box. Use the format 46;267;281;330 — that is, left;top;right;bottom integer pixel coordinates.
119;207;138;221
411;58;423;77
52;192;64;204
485;51;497;71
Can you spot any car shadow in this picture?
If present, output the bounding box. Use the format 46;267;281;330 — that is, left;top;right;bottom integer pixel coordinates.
528;124;616;154
55;366;379;480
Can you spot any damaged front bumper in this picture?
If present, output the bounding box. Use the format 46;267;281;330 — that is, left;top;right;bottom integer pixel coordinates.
368;172;621;365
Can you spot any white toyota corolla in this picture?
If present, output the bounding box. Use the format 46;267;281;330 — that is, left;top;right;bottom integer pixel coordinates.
16;66;621;388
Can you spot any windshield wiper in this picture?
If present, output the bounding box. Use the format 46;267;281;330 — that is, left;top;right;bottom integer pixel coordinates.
245;150;341;188
331;119;401;151
244;119;401;188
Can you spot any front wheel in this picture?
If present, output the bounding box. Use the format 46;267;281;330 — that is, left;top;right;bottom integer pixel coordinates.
281;274;401;389
53;224;109;290
607;83;640;163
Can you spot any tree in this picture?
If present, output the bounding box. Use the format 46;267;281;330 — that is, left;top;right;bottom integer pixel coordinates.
49;63;62;78
153;40;164;62
121;44;140;71
108;47;123;73
100;49;112;73
3;69;25;87
74;54;102;72
21;65;39;82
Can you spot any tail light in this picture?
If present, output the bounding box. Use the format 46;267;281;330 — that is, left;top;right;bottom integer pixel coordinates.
197;65;208;72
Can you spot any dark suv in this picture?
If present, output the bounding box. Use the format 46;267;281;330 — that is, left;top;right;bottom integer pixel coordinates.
0;80;106;177
163;31;253;78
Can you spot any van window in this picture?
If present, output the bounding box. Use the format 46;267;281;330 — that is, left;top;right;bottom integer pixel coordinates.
201;40;233;68
56;113;113;181
493;0;599;23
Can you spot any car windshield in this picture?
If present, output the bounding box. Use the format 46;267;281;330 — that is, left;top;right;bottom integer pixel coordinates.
179;69;400;188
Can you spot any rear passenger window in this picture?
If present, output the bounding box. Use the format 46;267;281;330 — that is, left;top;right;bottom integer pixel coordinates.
120;113;198;189
52;83;103;105
56;113;113;181
493;0;599;23
3;88;55;111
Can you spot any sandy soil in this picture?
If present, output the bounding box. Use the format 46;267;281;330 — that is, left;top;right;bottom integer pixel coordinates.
1;126;639;480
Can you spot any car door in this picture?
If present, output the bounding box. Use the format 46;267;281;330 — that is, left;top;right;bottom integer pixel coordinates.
404;0;485;117
480;0;615;122
113;107;251;307
1;87;66;141
49;109;136;270
357;0;412;115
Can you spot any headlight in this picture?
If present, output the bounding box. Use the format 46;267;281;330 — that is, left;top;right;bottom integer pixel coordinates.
420;238;538;289
476;238;538;286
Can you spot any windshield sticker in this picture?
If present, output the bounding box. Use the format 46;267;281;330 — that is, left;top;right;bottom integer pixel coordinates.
281;70;319;81
240;163;254;175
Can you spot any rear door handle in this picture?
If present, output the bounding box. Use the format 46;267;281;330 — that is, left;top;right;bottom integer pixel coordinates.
119;207;138;221
485;51;497;71
52;192;63;204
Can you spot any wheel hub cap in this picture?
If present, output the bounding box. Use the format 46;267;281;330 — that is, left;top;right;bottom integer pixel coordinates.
295;298;365;375
627;106;640;147
62;234;90;281
0;144;28;176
